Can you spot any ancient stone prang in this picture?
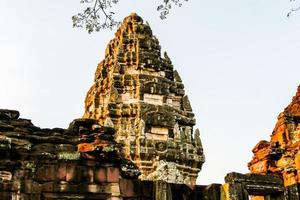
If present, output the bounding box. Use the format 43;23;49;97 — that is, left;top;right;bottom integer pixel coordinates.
83;13;205;185
249;86;300;190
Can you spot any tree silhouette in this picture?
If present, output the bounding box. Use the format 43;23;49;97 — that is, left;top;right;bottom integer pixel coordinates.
288;0;300;17
72;0;188;33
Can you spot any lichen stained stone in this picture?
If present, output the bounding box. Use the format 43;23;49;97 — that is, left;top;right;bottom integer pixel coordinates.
249;86;300;187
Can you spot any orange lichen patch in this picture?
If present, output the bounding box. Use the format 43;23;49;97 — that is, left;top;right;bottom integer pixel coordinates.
268;162;280;173
249;160;268;173
252;140;270;153
283;171;297;187
276;156;295;170
296;152;300;170
221;183;230;200
78;141;114;153
77;143;95;152
253;148;271;162
293;129;300;142
285;86;300;116
271;128;288;145
250;196;265;200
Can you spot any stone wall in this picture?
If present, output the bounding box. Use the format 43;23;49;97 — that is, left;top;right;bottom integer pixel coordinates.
1;110;299;199
222;173;299;200
0;109;139;200
0;110;231;200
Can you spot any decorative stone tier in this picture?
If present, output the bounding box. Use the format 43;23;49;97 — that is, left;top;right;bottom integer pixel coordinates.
83;13;205;185
248;86;300;188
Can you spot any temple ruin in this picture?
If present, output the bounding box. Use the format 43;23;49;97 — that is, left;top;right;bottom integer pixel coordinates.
248;86;300;199
82;13;204;185
0;13;299;200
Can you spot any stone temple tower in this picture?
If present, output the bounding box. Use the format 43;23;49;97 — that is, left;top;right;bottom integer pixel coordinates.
249;85;300;187
83;13;205;185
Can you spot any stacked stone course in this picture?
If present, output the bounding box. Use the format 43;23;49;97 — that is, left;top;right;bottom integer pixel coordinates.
0;109;139;199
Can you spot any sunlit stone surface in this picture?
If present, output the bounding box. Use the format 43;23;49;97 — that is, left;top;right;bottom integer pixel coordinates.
249;86;300;188
83;13;205;185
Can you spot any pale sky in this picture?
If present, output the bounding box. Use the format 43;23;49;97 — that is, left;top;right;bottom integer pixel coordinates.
0;1;300;184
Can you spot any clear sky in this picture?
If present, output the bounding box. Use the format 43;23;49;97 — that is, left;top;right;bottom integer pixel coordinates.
0;1;300;184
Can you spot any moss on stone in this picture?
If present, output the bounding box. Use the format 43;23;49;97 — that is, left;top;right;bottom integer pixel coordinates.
58;152;80;160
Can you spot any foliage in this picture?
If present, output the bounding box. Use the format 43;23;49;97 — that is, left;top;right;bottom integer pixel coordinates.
25;162;36;173
287;0;300;17
58;152;81;160
72;0;188;33
157;0;188;19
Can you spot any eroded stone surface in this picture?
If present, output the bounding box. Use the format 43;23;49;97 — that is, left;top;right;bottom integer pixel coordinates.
249;86;300;187
83;13;205;185
0;109;139;199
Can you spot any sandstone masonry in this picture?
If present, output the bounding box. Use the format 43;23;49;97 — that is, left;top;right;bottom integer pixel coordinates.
0;12;299;200
83;13;205;185
248;86;300;199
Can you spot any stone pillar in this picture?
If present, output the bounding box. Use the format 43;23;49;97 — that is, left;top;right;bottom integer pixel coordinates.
285;184;300;200
154;181;172;200
221;183;247;200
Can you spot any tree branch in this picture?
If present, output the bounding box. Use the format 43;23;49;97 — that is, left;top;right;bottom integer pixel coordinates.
287;0;300;17
72;0;188;33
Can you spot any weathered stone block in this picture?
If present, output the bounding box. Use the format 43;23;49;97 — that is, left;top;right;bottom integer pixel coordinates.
0;192;14;200
225;172;284;196
41;182;55;192
221;183;244;200
120;179;139;197
57;163;67;181
0;171;12;181
200;184;222;200
24;180;41;195
66;163;78;182
76;165;94;183
286;184;300;200
95;168;107;183
0;109;20;120
35;165;57;182
107;167;119;183
0;182;13;192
